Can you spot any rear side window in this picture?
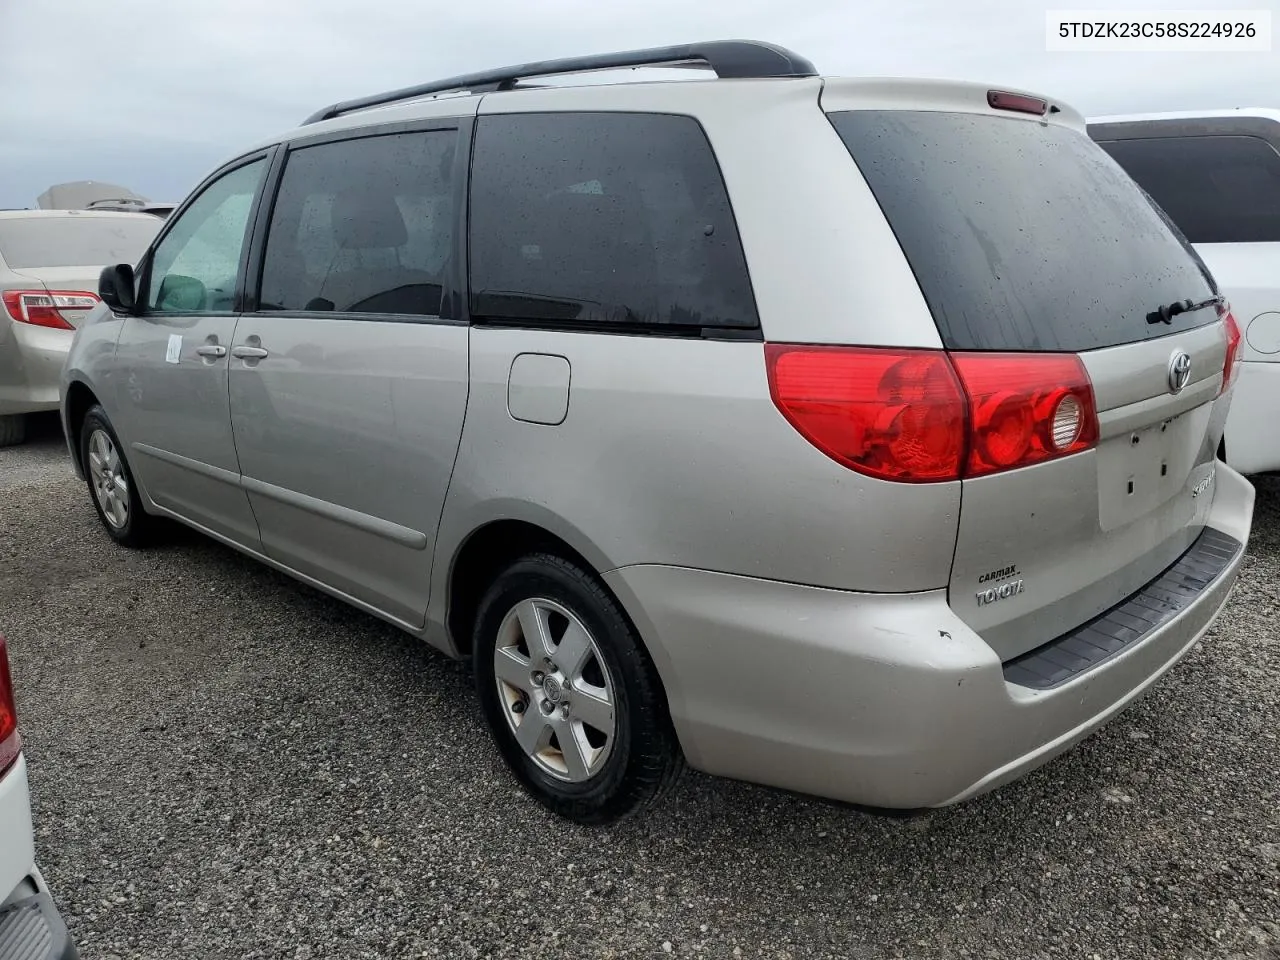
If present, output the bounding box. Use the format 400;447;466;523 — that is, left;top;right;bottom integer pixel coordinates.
0;216;158;269
829;111;1217;353
258;129;457;317
468;112;758;332
1096;134;1280;244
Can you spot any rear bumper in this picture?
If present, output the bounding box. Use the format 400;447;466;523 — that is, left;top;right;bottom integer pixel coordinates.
0;758;77;959
0;324;73;417
1224;359;1280;474
0;893;77;960
603;463;1255;810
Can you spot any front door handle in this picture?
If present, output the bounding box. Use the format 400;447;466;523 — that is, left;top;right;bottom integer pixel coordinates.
231;345;269;360
195;344;227;358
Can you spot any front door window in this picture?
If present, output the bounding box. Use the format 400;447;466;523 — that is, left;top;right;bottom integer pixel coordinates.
145;158;266;314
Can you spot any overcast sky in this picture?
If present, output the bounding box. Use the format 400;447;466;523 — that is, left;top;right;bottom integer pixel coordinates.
1;0;1276;208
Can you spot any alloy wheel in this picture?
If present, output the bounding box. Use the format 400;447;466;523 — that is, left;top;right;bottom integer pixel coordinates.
492;597;617;782
87;428;129;529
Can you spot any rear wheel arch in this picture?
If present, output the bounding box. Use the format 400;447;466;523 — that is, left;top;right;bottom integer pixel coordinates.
445;517;681;734
447;519;606;659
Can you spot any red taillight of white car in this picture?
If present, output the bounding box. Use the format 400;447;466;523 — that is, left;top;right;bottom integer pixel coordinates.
0;634;20;777
1;289;100;331
765;344;1099;482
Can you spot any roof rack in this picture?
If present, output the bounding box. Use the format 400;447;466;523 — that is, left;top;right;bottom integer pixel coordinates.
301;40;817;125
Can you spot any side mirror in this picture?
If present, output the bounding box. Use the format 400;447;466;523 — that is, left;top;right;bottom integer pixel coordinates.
98;264;136;313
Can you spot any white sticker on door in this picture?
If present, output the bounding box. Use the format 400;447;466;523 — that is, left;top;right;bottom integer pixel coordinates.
165;334;182;364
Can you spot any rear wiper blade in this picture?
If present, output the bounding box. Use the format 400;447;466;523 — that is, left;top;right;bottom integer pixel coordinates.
1147;295;1225;325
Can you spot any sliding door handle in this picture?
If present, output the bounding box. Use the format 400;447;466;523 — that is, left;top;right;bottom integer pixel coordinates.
231;345;269;360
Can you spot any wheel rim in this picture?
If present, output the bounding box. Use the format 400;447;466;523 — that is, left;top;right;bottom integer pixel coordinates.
87;428;129;529
493;597;617;783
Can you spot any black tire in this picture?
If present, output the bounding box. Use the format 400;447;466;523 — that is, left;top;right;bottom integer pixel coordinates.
473;552;683;824
0;414;25;448
79;405;158;547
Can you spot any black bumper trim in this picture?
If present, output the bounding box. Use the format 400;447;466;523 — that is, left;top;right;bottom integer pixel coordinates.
0;893;77;960
1003;527;1242;690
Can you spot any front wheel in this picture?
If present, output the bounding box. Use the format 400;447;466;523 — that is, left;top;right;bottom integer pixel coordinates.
80;405;158;547
473;553;682;824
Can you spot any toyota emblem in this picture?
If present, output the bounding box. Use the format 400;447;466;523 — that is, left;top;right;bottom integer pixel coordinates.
1168;350;1192;394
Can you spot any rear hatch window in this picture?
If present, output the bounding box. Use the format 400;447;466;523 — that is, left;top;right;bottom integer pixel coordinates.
827;110;1217;352
0;215;158;269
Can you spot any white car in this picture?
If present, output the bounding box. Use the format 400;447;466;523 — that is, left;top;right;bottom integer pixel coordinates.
0;634;77;959
1090;109;1280;475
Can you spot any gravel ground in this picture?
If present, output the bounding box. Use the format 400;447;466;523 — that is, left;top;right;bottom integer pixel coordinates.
2;411;1279;960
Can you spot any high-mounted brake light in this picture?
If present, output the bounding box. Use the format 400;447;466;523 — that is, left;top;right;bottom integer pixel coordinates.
987;90;1048;116
1219;303;1242;393
0;634;20;778
1;289;99;330
765;345;1100;482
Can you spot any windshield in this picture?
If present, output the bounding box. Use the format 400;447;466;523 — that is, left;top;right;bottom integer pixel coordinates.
0;215;159;269
828;110;1217;352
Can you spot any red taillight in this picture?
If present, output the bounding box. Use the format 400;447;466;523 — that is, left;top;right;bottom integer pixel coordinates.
951;352;1098;477
0;635;20;777
987;90;1048;116
1;289;99;330
765;345;966;482
1220;305;1242;393
765;345;1099;482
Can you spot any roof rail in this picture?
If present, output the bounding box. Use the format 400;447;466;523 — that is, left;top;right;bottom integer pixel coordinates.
301;40;817;125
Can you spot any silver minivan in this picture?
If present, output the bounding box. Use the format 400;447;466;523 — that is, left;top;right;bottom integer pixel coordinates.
61;42;1255;824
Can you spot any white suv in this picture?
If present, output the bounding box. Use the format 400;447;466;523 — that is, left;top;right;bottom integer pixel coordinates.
1090;109;1280;475
0;634;77;959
